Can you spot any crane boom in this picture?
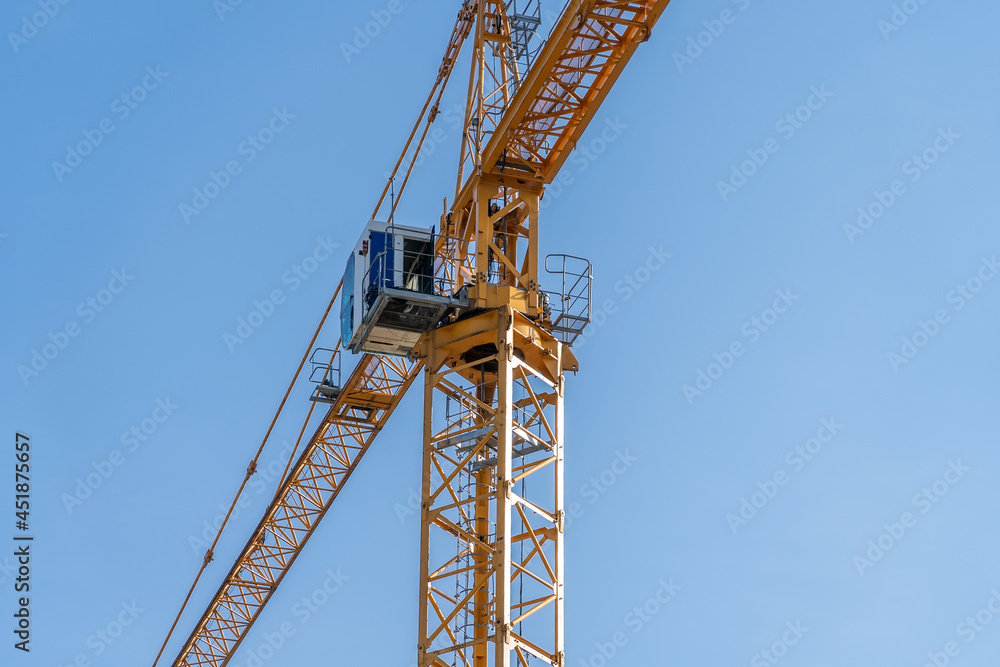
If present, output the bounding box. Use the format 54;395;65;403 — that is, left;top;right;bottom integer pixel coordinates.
439;0;669;328
173;354;419;666
453;0;668;194
481;0;668;183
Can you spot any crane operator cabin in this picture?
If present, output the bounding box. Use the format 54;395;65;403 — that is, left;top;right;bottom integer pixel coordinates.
341;220;468;357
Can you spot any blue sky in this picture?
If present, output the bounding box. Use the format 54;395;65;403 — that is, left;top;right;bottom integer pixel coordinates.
2;0;999;666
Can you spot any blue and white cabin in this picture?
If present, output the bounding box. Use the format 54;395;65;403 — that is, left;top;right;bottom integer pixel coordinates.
341;220;467;356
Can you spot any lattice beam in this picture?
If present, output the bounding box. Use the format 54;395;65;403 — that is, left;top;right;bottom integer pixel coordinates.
173;355;419;666
479;0;670;182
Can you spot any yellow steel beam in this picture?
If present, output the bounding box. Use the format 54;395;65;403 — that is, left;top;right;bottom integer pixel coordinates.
479;0;670;183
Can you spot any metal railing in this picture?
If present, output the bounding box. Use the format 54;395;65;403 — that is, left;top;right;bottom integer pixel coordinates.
543;254;592;345
308;347;342;404
507;0;543;92
359;233;471;325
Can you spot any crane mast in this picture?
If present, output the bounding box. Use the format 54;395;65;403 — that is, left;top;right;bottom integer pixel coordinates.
419;4;668;663
158;2;668;666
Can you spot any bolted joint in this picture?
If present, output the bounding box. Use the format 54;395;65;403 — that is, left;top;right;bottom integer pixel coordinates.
246;460;258;477
203;549;215;566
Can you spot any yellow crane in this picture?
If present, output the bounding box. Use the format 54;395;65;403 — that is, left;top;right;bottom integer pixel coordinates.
153;2;670;665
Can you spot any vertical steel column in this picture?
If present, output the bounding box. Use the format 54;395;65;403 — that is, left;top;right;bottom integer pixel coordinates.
553;343;565;665
417;369;435;666
492;308;515;667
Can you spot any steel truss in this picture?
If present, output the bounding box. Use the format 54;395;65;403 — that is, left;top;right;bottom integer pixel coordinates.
481;0;669;183
415;308;573;666
174;354;419;666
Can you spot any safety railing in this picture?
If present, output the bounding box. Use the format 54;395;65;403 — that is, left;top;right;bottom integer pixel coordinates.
507;0;543;92
308;347;342;404
359;232;473;325
543;254;592;345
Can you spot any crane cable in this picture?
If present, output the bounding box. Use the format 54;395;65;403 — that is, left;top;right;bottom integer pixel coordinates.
154;5;479;665
267;331;340;507
151;280;342;667
372;1;475;222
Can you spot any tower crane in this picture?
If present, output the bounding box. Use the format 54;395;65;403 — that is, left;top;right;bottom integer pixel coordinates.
152;2;669;665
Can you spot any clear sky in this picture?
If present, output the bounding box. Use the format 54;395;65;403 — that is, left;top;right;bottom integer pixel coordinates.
2;1;999;666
